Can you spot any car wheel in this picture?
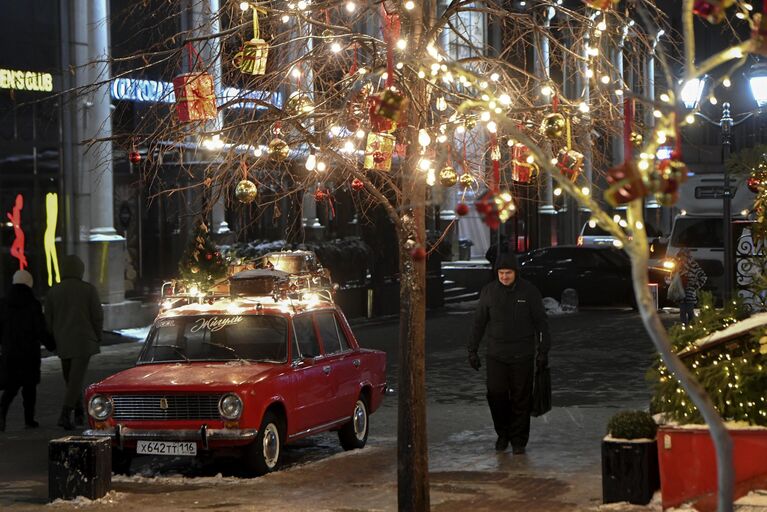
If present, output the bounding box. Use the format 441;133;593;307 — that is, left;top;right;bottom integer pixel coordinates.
338;396;369;451
245;411;282;476
112;448;132;475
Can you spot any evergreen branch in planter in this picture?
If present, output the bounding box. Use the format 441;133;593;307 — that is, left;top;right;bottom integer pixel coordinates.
606;410;658;440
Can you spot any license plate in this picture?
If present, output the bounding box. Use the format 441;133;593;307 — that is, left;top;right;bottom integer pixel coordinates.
136;440;197;456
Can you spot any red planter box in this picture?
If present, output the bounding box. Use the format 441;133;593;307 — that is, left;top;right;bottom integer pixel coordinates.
657;426;767;510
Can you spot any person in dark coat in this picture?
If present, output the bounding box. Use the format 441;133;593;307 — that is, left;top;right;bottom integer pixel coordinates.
45;255;103;430
468;253;551;453
0;270;55;431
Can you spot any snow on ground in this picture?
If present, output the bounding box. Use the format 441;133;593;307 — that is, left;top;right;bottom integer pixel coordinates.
48;491;124;507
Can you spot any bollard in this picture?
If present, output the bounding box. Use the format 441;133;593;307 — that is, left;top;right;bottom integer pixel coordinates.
49;436;112;501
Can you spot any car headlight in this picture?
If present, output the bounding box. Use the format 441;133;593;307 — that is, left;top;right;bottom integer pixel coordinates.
218;393;243;420
88;395;113;420
662;259;676;270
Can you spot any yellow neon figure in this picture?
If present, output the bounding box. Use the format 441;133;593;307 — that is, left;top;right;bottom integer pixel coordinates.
45;192;61;286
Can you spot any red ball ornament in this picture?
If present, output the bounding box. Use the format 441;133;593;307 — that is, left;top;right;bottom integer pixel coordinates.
748;176;762;193
314;189;329;202
351;178;365;192
205;253;213;261
129;151;141;164
456;203;469;216
410;246;426;262
372;151;386;164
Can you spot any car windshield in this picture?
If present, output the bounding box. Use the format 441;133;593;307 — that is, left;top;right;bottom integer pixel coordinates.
138;314;288;364
670;218;724;248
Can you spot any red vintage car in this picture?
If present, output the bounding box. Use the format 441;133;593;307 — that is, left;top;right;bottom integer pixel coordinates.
83;276;387;476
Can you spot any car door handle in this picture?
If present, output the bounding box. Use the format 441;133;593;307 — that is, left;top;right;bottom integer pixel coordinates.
323;365;331;375
353;359;361;368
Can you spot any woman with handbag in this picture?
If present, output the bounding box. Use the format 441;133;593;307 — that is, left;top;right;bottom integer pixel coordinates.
671;249;707;325
0;270;55;431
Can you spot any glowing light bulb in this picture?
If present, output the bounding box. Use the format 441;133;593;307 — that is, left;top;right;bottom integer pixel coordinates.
330;42;342;53
600;75;610;84
239;1;249;11
723;78;732;88
660;93;670;102
553;187;562;196
418;129;431;147
291;67;301;79
499;93;511;106
585;68;594;78
282;14;290;23
455;125;466;134
578;102;590;113
305;153;317;171
316;161;327;172
487;121;497;133
490;73;500;82
345;1;356;12
710;96;718;105
418;158;432;171
330;125;341;137
343;140;355;153
418;70;425;79
581;187;590;196
356;129;366;139
541;84;553;96
685;114;695;124
480;111;491;122
297;0;307;10
597;20;607;31
396;39;407;50
405;0;415;9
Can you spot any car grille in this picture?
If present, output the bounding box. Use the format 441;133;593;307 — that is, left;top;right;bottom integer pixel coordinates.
111;394;222;421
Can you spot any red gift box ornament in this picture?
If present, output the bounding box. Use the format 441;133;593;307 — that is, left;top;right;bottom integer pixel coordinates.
511;143;538;184
364;132;395;171
557;148;584;182
173;43;217;122
475;189;516;230
605;161;647;207
652;152;689;206
692;0;733;24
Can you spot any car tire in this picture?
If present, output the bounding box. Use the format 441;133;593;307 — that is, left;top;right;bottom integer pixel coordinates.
112;448;132;475
338;396;369;451
245;411;283;476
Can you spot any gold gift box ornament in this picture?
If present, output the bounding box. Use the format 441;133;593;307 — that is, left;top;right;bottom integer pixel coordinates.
234;6;268;75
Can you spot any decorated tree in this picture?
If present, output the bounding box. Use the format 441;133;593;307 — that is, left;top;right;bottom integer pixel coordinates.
69;0;767;509
179;222;228;288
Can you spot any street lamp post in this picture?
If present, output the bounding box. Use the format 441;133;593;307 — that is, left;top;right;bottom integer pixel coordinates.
681;69;767;303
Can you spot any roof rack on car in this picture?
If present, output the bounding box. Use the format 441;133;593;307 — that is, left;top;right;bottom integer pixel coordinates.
159;250;336;310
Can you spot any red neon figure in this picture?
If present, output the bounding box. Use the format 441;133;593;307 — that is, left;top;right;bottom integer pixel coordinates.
8;194;27;270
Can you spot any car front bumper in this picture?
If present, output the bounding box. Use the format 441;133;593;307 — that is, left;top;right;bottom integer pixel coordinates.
83;424;258;450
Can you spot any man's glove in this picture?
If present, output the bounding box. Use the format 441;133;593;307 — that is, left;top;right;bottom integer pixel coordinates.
468;352;481;371
536;352;548;369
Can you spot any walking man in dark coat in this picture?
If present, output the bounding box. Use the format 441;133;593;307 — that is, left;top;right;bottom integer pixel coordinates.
468;253;551;453
45;255;103;430
0;270;55;431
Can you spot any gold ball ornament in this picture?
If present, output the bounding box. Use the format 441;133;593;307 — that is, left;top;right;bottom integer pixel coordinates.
190;265;200;274
268;138;290;161
459;173;475;189
321;29;335;38
285;91;314;116
235;179;258;204
540;113;566;139
630;132;643;149
439;166;458;187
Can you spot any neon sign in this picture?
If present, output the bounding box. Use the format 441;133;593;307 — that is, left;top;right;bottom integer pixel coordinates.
110;78;281;109
0;68;54;92
45;193;61;286
7;194;27;270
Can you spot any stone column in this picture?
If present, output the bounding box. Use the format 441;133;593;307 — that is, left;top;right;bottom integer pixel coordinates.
85;0;125;304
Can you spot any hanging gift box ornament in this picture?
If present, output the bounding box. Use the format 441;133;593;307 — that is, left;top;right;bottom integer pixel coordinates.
583;0;619;10
364;132;395;171
540;113;566;139
556;148;584;182
173;43;217;122
233;7;269;75
351;178;365;192
268;138;290;161
511;143;538;184
439;166;458;187
373;88;408;124
652;157;688;206
475;189;516;230
692;0;734;24
235;179;258;204
459;173;475;189
604;161;647;206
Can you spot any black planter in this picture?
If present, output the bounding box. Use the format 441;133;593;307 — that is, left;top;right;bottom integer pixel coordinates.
601;438;660;505
49;436;112;501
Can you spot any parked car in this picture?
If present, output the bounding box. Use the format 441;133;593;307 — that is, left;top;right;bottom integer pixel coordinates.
518;246;668;308
83;269;387;475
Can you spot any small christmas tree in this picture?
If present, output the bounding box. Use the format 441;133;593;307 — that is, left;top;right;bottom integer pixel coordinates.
649;293;767;426
178;222;228;289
